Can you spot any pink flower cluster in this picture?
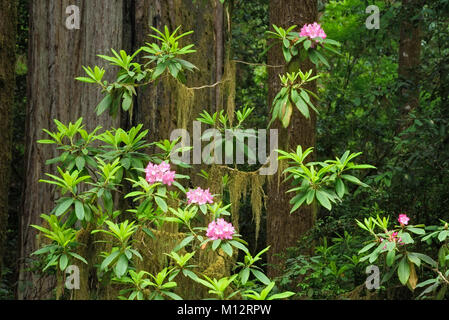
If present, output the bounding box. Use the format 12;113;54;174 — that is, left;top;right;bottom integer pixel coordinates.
381;231;404;249
186;187;214;205
299;22;327;43
206;218;235;240
145;161;176;186
398;214;410;226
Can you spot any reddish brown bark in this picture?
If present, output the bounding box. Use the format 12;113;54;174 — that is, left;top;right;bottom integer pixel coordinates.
398;0;422;121
266;0;318;277
20;0;126;299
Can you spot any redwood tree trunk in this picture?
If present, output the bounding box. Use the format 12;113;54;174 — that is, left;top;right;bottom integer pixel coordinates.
398;0;422;123
134;0;219;144
19;0;128;299
20;0;223;299
0;0;17;281
266;0;317;277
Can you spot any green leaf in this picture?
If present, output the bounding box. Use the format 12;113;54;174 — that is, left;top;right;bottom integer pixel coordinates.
291;91;310;119
290;192;307;213
142;227;155;239
386;249;396;267
407;252;421;267
341;174;368;187
101;250;120;270
37;139;56;144
154;196;168;213
251;269;271;285
398;257;410;285
32;245;57;256
268;291;295;300
304;40;311;50
221;242;233;257
414;253;437;268
316;190;332;211
96;94;113;116
313;50;330;68
306;189;315;205
358;242;376;254
75;156;85;171
115;254;129;278
438;231;449;242
59;254;68;271
55;198;74;216
239;268;250;285
407;227;425;235
438;246;447;268
122;93;133;112
75;77;97;83
212;239;221;251
335;178;345;198
173;235;194;252
152;62;167;80
68;252;88;265
229;240;249;254
163;291;183;300
74;200;85;220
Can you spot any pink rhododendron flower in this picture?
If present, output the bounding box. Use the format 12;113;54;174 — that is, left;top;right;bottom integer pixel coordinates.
383;231;405;249
398;214;410;226
299;22;327;44
186;187;214;205
145;161;176;186
206;218;235;240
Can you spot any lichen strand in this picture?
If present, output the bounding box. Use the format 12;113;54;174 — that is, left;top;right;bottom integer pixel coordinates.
228;170;248;233
220;59;236;124
228;169;266;242
250;174;266;244
267;158;288;193
176;80;195;130
208;165;226;200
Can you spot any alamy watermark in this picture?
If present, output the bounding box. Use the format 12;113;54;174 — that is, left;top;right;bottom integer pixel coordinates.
65;265;80;290
65;5;80;30
365;5;380;29
365;265;380;290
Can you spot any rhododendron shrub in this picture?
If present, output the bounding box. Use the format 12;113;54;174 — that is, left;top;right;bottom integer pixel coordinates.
31;116;289;300
357;214;449;298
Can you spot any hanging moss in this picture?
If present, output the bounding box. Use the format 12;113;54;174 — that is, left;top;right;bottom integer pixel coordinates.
228;170;248;233
208;164;226;197
267;158;288;193
224;168;266;242
222;59;236;124
250;174;266;244
176;80;195;130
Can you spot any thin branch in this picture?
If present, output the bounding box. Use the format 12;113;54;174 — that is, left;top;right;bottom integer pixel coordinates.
435;269;449;285
233;59;285;69
187;79;230;90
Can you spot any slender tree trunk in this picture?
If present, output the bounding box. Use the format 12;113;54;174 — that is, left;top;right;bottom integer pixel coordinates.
0;0;17;282
19;0;129;299
215;0;224;112
266;0;317;277
134;0;218;144
398;0;422;127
